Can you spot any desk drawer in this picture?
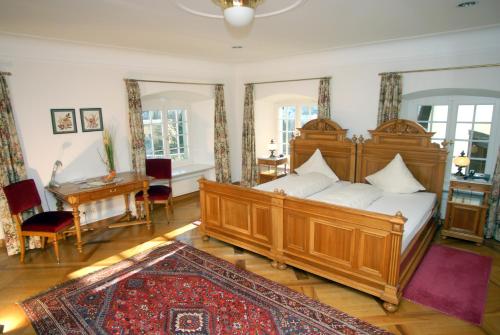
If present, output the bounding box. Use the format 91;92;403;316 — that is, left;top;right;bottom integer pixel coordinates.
81;183;144;202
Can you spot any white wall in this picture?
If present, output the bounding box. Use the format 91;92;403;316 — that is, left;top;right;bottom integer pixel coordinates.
0;35;232;234
254;100;276;159
231;26;500;181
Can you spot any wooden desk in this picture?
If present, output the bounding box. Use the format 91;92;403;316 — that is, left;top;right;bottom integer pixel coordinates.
46;172;151;253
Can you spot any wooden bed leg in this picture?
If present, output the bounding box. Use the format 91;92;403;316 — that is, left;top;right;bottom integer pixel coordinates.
202;235;210;241
271;261;287;270
382;302;399;313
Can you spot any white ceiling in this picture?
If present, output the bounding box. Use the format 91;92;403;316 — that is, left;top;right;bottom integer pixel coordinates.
0;0;499;63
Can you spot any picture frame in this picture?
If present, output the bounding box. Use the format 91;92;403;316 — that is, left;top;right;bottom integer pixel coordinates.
80;108;103;132
51;109;77;134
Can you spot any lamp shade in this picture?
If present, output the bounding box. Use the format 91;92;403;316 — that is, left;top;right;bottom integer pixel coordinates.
224;6;255;26
453;155;470;167
268;139;277;151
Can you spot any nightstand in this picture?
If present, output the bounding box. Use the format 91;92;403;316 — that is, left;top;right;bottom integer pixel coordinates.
257;157;288;184
442;177;492;245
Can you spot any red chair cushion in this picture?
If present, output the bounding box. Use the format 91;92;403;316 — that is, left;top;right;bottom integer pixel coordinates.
135;185;172;201
21;211;74;233
3;179;42;215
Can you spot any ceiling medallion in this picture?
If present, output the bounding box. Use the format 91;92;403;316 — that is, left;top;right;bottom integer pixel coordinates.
175;0;306;27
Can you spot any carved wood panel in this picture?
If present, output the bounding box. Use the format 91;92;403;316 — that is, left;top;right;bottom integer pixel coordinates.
357;229;390;280
283;213;308;253
448;205;480;235
221;197;251;235
205;194;220;227
309;218;355;268
252;204;272;244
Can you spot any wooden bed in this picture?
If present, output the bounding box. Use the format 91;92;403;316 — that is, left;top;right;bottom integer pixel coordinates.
199;118;448;311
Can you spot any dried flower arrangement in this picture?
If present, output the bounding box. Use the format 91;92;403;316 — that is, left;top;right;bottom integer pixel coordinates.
100;129;116;181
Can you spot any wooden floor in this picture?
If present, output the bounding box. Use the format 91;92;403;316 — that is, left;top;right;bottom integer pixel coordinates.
0;197;499;335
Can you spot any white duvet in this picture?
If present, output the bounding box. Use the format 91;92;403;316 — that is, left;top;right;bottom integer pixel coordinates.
254;172;333;198
307;183;383;209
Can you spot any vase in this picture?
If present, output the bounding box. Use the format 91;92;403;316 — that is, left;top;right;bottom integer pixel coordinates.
103;170;116;182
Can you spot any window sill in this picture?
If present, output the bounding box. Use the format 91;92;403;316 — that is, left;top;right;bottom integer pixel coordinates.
172;164;214;182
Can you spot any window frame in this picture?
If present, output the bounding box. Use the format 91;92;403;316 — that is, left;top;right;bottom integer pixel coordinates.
276;101;318;156
142;108;190;161
402;95;499;183
143;110;165;159
165;108;189;161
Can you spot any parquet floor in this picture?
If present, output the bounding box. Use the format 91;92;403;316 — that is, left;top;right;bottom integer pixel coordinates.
0;197;499;334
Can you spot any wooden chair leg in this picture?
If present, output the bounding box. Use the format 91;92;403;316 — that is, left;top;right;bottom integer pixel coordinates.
165;203;169;223
19;235;26;264
136;201;142;219
169;196;174;214
52;235;60;264
41;236;47;249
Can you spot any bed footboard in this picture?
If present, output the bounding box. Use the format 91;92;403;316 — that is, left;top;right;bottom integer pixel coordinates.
199;178;406;307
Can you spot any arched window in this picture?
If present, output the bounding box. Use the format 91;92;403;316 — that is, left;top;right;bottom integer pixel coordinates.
401;89;500;180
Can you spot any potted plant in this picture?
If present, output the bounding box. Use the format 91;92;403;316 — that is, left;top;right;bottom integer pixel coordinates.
101;129;116;181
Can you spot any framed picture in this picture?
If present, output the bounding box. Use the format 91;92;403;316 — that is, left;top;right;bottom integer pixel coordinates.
80;108;103;132
51;109;77;134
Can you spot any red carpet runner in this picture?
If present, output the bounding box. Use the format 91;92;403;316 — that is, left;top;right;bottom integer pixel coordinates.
21;241;390;334
403;244;492;325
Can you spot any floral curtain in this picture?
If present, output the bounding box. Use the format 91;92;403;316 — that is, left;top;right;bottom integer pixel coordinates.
125;80;146;175
214;85;232;183
485;147;500;241
0;74;41;256
377;73;402;126
241;84;258;187
318;77;331;119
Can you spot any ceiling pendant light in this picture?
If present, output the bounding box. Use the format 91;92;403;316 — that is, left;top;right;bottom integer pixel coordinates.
213;0;264;27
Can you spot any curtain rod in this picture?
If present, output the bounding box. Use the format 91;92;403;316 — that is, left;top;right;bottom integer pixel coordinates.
379;63;500;76
246;76;331;85
124;78;223;86
0;71;12;76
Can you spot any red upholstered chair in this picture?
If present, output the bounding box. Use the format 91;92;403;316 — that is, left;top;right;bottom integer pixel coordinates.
135;158;173;222
3;179;74;263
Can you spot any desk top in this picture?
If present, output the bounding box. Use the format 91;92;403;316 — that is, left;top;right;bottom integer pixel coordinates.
47;171;149;199
258;157;288;165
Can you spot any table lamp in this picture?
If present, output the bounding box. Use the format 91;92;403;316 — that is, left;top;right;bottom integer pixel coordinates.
453;151;470;176
268;139;277;158
49;160;63;187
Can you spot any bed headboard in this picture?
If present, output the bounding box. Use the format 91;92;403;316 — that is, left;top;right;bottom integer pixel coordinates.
290;118;356;182
356;119;448;201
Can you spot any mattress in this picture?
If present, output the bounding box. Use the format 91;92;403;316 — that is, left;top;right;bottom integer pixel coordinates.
366;192;437;252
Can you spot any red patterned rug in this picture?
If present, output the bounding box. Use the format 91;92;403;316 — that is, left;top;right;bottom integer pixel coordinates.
21;241;390;334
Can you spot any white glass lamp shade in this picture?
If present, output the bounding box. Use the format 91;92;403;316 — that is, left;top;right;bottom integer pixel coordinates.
453;155;470;167
268;140;277;151
224;6;255;26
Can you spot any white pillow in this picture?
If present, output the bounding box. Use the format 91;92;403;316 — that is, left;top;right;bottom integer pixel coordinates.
315;183;383;209
254;173;333;198
365;154;425;193
295;149;339;182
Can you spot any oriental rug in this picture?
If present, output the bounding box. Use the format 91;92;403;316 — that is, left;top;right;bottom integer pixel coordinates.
403;244;492;325
21;241;390;334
